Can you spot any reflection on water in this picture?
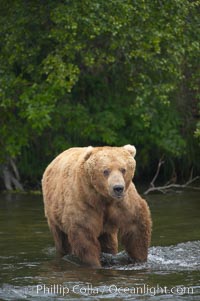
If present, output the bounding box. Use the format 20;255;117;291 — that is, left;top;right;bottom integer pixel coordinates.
0;191;200;300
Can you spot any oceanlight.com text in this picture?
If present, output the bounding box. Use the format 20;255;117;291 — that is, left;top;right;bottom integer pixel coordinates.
36;283;194;297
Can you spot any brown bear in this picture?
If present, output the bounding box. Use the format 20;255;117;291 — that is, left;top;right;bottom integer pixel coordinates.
42;145;152;267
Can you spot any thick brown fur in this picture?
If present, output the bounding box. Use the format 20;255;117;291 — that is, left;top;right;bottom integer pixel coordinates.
42;145;152;267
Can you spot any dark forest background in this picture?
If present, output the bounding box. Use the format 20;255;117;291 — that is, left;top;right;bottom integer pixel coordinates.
0;0;199;191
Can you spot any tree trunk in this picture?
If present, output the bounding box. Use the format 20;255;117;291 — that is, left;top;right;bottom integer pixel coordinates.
1;158;24;191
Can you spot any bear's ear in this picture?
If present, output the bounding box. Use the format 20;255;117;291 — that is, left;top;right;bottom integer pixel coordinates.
123;144;136;158
83;146;93;161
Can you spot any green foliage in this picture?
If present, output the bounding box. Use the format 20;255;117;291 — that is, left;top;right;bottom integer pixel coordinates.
0;0;200;188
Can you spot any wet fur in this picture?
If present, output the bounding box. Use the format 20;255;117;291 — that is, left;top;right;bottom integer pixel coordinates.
42;146;152;267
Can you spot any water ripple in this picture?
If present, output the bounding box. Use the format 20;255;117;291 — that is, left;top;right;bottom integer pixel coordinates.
63;240;200;271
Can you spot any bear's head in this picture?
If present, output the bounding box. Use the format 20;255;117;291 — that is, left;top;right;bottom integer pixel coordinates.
84;145;136;201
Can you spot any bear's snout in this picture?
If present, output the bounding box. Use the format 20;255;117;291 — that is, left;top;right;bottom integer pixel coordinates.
113;184;124;198
107;170;126;199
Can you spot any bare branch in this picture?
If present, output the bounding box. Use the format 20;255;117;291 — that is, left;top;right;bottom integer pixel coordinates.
150;157;165;188
144;176;200;195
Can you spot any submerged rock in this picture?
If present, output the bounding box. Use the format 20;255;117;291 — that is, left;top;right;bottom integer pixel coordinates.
63;251;136;267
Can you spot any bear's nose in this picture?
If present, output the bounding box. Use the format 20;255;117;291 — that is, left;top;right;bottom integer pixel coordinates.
113;185;124;195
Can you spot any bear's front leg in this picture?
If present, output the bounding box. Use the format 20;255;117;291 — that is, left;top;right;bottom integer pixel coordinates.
68;226;101;267
121;199;152;263
98;230;118;255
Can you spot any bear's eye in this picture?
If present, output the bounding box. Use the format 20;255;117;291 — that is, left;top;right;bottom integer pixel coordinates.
120;168;126;175
103;169;110;177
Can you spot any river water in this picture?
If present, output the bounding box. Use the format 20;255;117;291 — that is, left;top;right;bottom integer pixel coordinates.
0;191;200;300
